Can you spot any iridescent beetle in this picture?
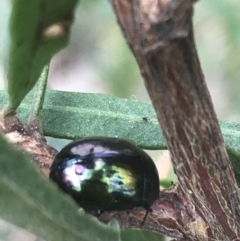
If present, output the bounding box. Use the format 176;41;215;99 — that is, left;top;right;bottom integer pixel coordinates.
49;137;159;223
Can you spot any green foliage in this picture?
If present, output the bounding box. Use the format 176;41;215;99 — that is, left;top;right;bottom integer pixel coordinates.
0;133;121;241
159;179;173;189
67;0;143;98
193;0;240;118
28;65;49;122
3;0;78;115
219;120;240;184
0;89;166;149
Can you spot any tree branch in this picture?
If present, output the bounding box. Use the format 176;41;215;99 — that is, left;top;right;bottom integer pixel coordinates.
109;0;240;240
99;184;198;240
0;109;57;176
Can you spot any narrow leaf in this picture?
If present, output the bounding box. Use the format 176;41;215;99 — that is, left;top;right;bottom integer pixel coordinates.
3;0;78;115
0;90;166;149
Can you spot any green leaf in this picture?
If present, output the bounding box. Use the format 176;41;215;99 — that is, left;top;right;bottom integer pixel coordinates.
0;89;166;149
219;120;240;183
0;133;121;241
159;179;173;189
3;0;78;115
121;229;164;241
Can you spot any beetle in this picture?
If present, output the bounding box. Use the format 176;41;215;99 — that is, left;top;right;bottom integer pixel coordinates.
49;137;159;223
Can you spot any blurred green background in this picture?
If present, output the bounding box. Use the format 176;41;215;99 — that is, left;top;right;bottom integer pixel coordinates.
0;1;240;118
47;0;240;121
0;0;240;240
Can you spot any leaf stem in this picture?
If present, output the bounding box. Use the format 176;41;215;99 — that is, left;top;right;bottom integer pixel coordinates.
28;65;49;124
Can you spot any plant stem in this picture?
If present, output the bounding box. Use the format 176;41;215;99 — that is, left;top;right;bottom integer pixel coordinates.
28;65;49;124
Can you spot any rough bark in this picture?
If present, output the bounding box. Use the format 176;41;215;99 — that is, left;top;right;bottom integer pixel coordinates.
0;110;57;176
108;0;240;240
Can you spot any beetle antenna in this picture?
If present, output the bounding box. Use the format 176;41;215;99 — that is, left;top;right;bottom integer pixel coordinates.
141;208;151;227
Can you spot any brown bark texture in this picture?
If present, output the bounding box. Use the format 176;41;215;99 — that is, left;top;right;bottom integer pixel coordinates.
107;0;240;240
0;111;57;176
